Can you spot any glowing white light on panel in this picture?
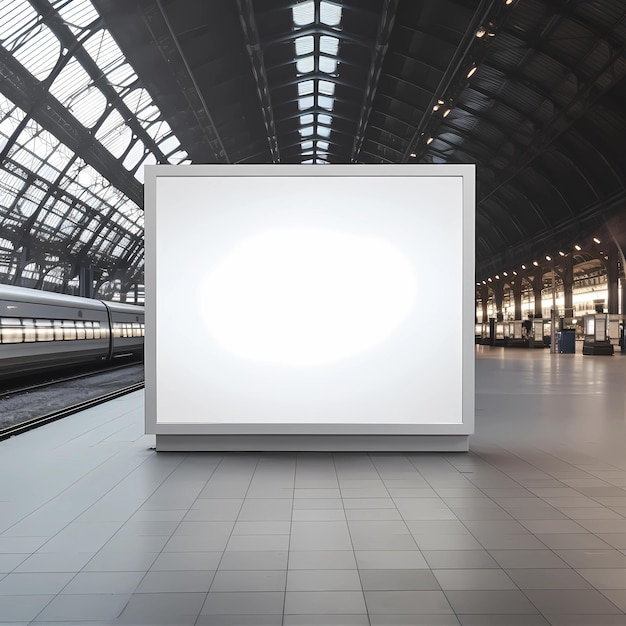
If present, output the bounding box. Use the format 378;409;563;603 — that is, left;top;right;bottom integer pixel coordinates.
318;95;334;110
300;126;314;137
320;1;342;26
295;36;315;56
199;229;417;366
298;96;314;110
318;114;332;125
319;57;338;73
298;80;314;95
292;1;314;26
296;56;315;73
300;114;314;125
319;80;335;95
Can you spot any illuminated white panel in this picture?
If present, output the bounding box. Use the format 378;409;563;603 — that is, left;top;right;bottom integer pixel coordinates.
145;164;475;451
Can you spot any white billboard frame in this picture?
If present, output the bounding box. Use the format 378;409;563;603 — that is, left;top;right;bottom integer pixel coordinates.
144;164;475;451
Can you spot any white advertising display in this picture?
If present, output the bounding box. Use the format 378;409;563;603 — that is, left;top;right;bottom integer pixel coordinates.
145;165;475;451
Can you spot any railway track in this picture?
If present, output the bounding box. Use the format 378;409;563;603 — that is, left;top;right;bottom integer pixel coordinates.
0;362;144;440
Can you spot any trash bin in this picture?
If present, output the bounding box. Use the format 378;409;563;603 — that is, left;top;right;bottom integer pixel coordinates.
557;330;576;354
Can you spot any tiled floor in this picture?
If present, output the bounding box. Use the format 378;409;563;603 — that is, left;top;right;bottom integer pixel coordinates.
2;347;626;624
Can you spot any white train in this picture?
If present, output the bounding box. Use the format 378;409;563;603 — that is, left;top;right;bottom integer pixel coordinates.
0;284;144;379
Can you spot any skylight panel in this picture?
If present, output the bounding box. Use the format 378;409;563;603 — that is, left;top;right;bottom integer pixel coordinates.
292;1;314;26
316;141;330;151
0;0;38;44
320;36;339;56
69;86;107;128
95;110;133;158
55;0;99;32
296;56;315;74
11;23;59;81
301;140;314;150
298;96;314;110
319;80;336;96
299;114;314;125
318;114;332;125
319;56;338;73
318;95;334;110
49;57;92;106
298;80;314;96
320;1;342;26
300;126;314;137
295;35;314;57
317;126;331;138
302;159;314;164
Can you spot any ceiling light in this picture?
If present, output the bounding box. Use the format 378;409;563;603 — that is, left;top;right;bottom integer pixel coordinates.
432;104;440;111
574;244;582;251
467;65;478;78
410;153;416;157
320;1;342;26
545;255;552;261
443;108;451;117
437;99;445;105
475;26;487;38
593;237;601;244
482;280;486;285
488;278;492;282
559;251;566;256
532;261;539;266
495;274;500;279
503;272;508;276
521;264;526;269
513;271;517;276
426;137;434;144
505;0;514;5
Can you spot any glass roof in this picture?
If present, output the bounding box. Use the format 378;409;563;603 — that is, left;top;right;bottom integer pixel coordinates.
0;0;188;296
292;0;343;163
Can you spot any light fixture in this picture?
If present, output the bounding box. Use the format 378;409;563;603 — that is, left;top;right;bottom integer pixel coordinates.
503;272;508;276
437;99;444;105
432;104;440;112
532;261;539;266
512;271;518;276
505;0;514;4
559;251;566;256
410;152;417;158
495;274;500;280
574;244;582;251
482;280;486;285
443;108;451;118
467;65;478;78
488;278;492;282
545;255;552;261
593;237;601;244
426;137;434;144
475;25;487;38
521;264;526;269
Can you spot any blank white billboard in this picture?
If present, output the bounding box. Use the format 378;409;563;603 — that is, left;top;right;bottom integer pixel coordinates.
145;165;474;447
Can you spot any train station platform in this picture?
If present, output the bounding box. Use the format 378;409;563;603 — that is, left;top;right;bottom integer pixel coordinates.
2;348;626;624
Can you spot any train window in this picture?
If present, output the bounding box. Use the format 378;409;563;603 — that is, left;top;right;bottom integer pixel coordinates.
75;321;86;340
84;321;94;340
53;320;64;341
1;317;22;343
93;321;102;339
62;320;76;340
22;319;36;343
35;319;54;342
132;322;141;337
140;323;145;337
112;322;121;338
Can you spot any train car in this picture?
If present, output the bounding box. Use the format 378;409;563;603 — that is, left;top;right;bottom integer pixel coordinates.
0;284;144;380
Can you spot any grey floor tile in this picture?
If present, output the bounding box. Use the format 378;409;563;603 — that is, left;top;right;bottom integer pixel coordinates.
225;534;289;551
0;537;47;553
13;552;94;574
536;534;614;550
371;616;461;626
506;568;592;589
284;615;369;626
292;509;346;521
82;550;159;571
284;591;366;614
219;550;288;570
288;551;357;570
578;568;626;589
196;616;282;626
287;569;361;591
292;499;344;510
423;550;499;569
0;572;73;595
164;533;229;552
344;508;402;521
290;521;352;551
555;550;626;568
598;534;626;549
597;590;626;613
576;520;626;533
342;498;396;509
238;499;292;520
201;591;285;615
489;550;570;569
61;571;144;594
525;589;622;614
520;519;588;534
211;569;286;591
475;534;548;550
457;616;550;625
364;590;453;614
350;530;417;550
0;553;28;573
0;595;53;621
406;520;469;534
34;593;131;621
434;568;517;590
414;534;484;550
546;615;626;626
445;589;539;614
135;569;215;593
359;569;439;591
117;591;206;624
150;551;222;571
355;550;428;569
